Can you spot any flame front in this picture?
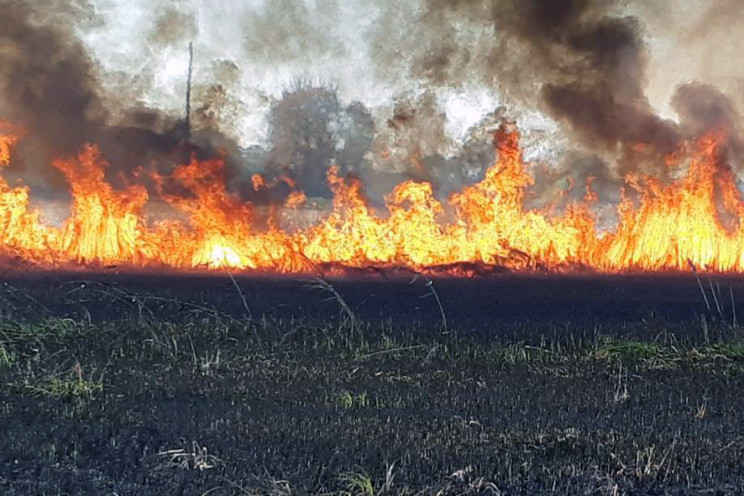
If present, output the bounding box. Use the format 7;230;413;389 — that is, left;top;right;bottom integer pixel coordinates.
1;119;743;275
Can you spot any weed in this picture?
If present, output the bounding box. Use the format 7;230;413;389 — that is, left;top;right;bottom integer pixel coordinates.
491;342;559;366
21;362;102;404
340;469;375;496
26;363;103;401
337;390;372;409
411;273;447;332
613;362;629;404
448;465;500;495
158;441;221;471
0;343;16;366
614;441;678;483
695;398;708;420
307;276;360;343
144;322;181;358
381;462;396;495
0;318;87;347
338;390;354;409
703;339;744;359
355;342;427;361
690;266;740;329
594;338;665;362
228;272;252;321
198;349;222;376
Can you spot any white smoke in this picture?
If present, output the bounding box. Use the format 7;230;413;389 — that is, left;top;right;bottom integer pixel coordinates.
7;0;742;190
77;0;401;148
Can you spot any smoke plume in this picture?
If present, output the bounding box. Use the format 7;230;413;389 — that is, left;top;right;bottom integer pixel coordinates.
0;0;743;213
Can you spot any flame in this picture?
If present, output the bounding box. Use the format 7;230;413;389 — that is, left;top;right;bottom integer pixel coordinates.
53;145;150;265
603;132;744;271
0;120;743;274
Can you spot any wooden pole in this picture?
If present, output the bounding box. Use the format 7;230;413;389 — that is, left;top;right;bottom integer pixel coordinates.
185;41;194;140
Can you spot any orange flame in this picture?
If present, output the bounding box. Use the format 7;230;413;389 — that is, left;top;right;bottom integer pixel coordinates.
0;120;742;274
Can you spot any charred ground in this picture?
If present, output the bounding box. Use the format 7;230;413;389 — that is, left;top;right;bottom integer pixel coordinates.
1;272;743;495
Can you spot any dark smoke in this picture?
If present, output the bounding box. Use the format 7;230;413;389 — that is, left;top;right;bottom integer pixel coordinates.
672;83;744;161
376;0;681;155
0;1;253;202
0;1;394;207
263;84;374;198
0;1;106;156
2;0;743;218
260;86;499;204
0;1;164;197
365;0;744;207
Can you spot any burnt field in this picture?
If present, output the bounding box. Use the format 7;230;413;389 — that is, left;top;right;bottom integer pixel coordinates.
1;271;744;495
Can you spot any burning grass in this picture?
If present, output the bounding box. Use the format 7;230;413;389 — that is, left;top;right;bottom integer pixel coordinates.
1;122;744;276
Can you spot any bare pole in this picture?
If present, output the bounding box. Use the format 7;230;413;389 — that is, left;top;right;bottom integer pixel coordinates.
185;41;194;140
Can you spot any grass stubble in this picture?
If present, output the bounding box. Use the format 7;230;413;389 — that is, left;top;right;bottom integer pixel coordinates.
0;275;742;495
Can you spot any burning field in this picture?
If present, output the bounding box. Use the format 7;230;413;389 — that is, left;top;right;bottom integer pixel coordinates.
1;2;744;276
2;121;744;274
1;0;744;494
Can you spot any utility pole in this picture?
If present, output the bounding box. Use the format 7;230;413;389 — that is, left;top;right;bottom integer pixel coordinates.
185;41;194;140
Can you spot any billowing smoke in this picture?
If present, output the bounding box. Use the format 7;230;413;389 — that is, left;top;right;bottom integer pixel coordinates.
0;0;252;204
0;1;179;200
672;83;744;162
373;0;729;155
0;1;107;193
0;0;742;215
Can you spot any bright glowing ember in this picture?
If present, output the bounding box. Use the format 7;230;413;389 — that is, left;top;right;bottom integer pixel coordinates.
0;119;741;274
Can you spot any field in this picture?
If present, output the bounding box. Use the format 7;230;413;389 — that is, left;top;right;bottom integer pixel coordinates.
1;271;743;495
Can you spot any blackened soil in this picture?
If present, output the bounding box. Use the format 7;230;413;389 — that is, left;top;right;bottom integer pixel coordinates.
0;270;740;328
0;272;743;495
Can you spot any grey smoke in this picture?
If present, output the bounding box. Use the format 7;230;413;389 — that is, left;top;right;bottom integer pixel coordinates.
242;0;345;66
0;0;248;202
373;0;683;155
148;6;199;46
0;0;743;215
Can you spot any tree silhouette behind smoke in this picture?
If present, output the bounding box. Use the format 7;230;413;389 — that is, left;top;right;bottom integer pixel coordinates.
265;84;375;199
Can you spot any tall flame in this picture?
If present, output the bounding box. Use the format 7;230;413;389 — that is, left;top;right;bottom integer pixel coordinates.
0;119;742;274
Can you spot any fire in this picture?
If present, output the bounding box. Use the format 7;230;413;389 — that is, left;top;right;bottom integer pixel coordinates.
604;132;744;272
0;119;742;274
53;145;149;265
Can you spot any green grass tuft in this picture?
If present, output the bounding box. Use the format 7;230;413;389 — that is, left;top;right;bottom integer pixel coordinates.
594;339;666;361
340;470;375;496
26;376;103;401
337;390;372;409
